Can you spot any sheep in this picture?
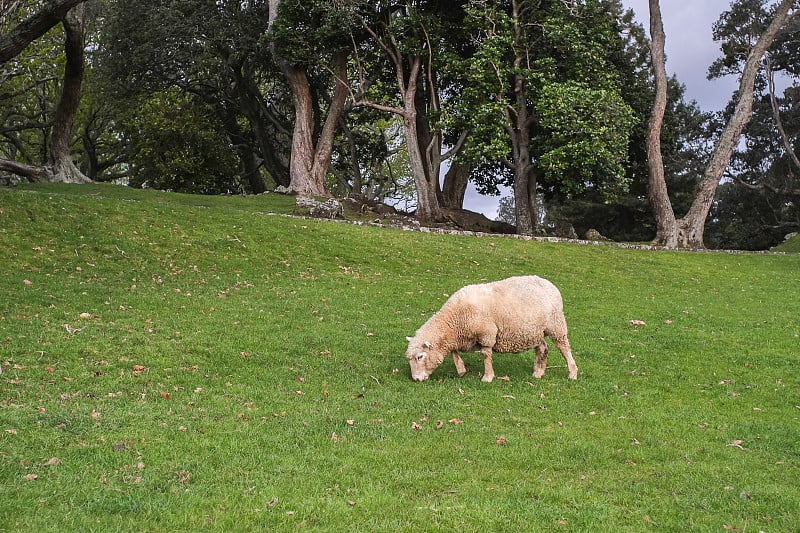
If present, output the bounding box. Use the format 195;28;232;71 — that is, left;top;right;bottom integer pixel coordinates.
405;275;578;382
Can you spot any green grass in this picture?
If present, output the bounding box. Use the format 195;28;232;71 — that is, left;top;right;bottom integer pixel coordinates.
772;232;800;253
1;183;799;531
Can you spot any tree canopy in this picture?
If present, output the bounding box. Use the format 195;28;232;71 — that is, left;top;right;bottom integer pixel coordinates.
1;0;799;250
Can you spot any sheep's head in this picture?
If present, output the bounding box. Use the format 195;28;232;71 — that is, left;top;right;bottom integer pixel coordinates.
405;337;446;381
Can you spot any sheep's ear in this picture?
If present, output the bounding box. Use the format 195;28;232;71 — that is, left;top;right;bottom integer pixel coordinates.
406;336;413;342
423;341;433;348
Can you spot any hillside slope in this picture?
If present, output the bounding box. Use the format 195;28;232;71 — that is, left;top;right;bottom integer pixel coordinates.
1;183;799;531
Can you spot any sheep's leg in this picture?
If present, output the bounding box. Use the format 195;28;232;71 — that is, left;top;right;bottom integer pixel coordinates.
480;347;495;383
551;336;578;380
452;352;467;377
533;342;549;378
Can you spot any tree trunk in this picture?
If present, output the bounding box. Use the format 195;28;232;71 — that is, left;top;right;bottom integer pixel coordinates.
0;5;91;184
509;69;535;236
671;0;794;248
399;55;441;224
268;0;347;198
0;0;88;63
646;0;677;247
441;161;470;209
45;5;90;183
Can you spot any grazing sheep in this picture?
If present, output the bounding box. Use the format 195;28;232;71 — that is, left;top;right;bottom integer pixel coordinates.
406;276;578;382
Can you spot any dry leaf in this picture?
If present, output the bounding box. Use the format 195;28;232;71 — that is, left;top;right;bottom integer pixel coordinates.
79;312;92;319
495;437;507;445
411;422;422;430
629;320;646;326
266;497;278;508
22;473;38;481
435;420;444;430
346;419;354;426
498;376;510;381
449;418;462;425
331;432;339;442
23;279;33;285
347;500;356;506
91;409;101;419
727;439;747;450
43;457;60;466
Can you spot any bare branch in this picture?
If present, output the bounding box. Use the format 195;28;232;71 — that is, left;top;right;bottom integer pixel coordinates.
766;58;800;172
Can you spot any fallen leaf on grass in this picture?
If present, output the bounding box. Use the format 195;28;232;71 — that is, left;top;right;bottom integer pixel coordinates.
628;320;646;326
43;457;60;466
266;497;278;508
498;376;510;381
411;422;422;430
495;437;507;445
435;420;444;430
449;418;462;425
727;439;747;451
347;500;356;507
22;473;38;481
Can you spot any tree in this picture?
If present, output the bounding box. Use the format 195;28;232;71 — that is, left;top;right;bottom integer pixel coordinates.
0;1;90;183
268;0;355;197
460;0;636;235
99;0;283;193
351;1;470;224
647;0;797;248
0;0;88;63
124;90;240;194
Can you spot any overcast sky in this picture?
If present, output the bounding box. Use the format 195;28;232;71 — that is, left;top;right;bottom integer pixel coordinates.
622;0;736;111
464;0;738;218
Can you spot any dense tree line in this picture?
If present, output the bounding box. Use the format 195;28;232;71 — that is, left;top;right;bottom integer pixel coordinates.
1;0;798;250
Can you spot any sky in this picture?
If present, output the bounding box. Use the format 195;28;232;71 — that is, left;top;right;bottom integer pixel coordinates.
463;0;737;219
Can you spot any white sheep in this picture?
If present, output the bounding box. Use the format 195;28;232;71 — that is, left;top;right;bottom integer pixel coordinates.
406;276;578;382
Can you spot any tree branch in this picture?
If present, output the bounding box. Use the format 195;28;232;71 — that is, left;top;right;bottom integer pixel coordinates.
0;0;89;63
766;58;800;172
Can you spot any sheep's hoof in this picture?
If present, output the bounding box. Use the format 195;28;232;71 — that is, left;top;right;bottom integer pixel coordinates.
481;374;494;383
568;372;578;380
457;369;467;377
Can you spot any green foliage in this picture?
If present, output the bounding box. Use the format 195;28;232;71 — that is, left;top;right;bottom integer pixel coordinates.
0;24;65;164
536;82;636;200
459;0;637;201
124;91;240;194
1;184;799;530
269;0;358;66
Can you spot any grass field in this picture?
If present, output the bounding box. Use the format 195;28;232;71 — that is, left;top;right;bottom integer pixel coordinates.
1;183;798;531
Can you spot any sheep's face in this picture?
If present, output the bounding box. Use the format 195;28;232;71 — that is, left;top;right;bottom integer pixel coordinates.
406;337;446;381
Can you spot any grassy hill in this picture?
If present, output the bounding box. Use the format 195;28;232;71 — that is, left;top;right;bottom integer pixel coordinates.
2;183;799;531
